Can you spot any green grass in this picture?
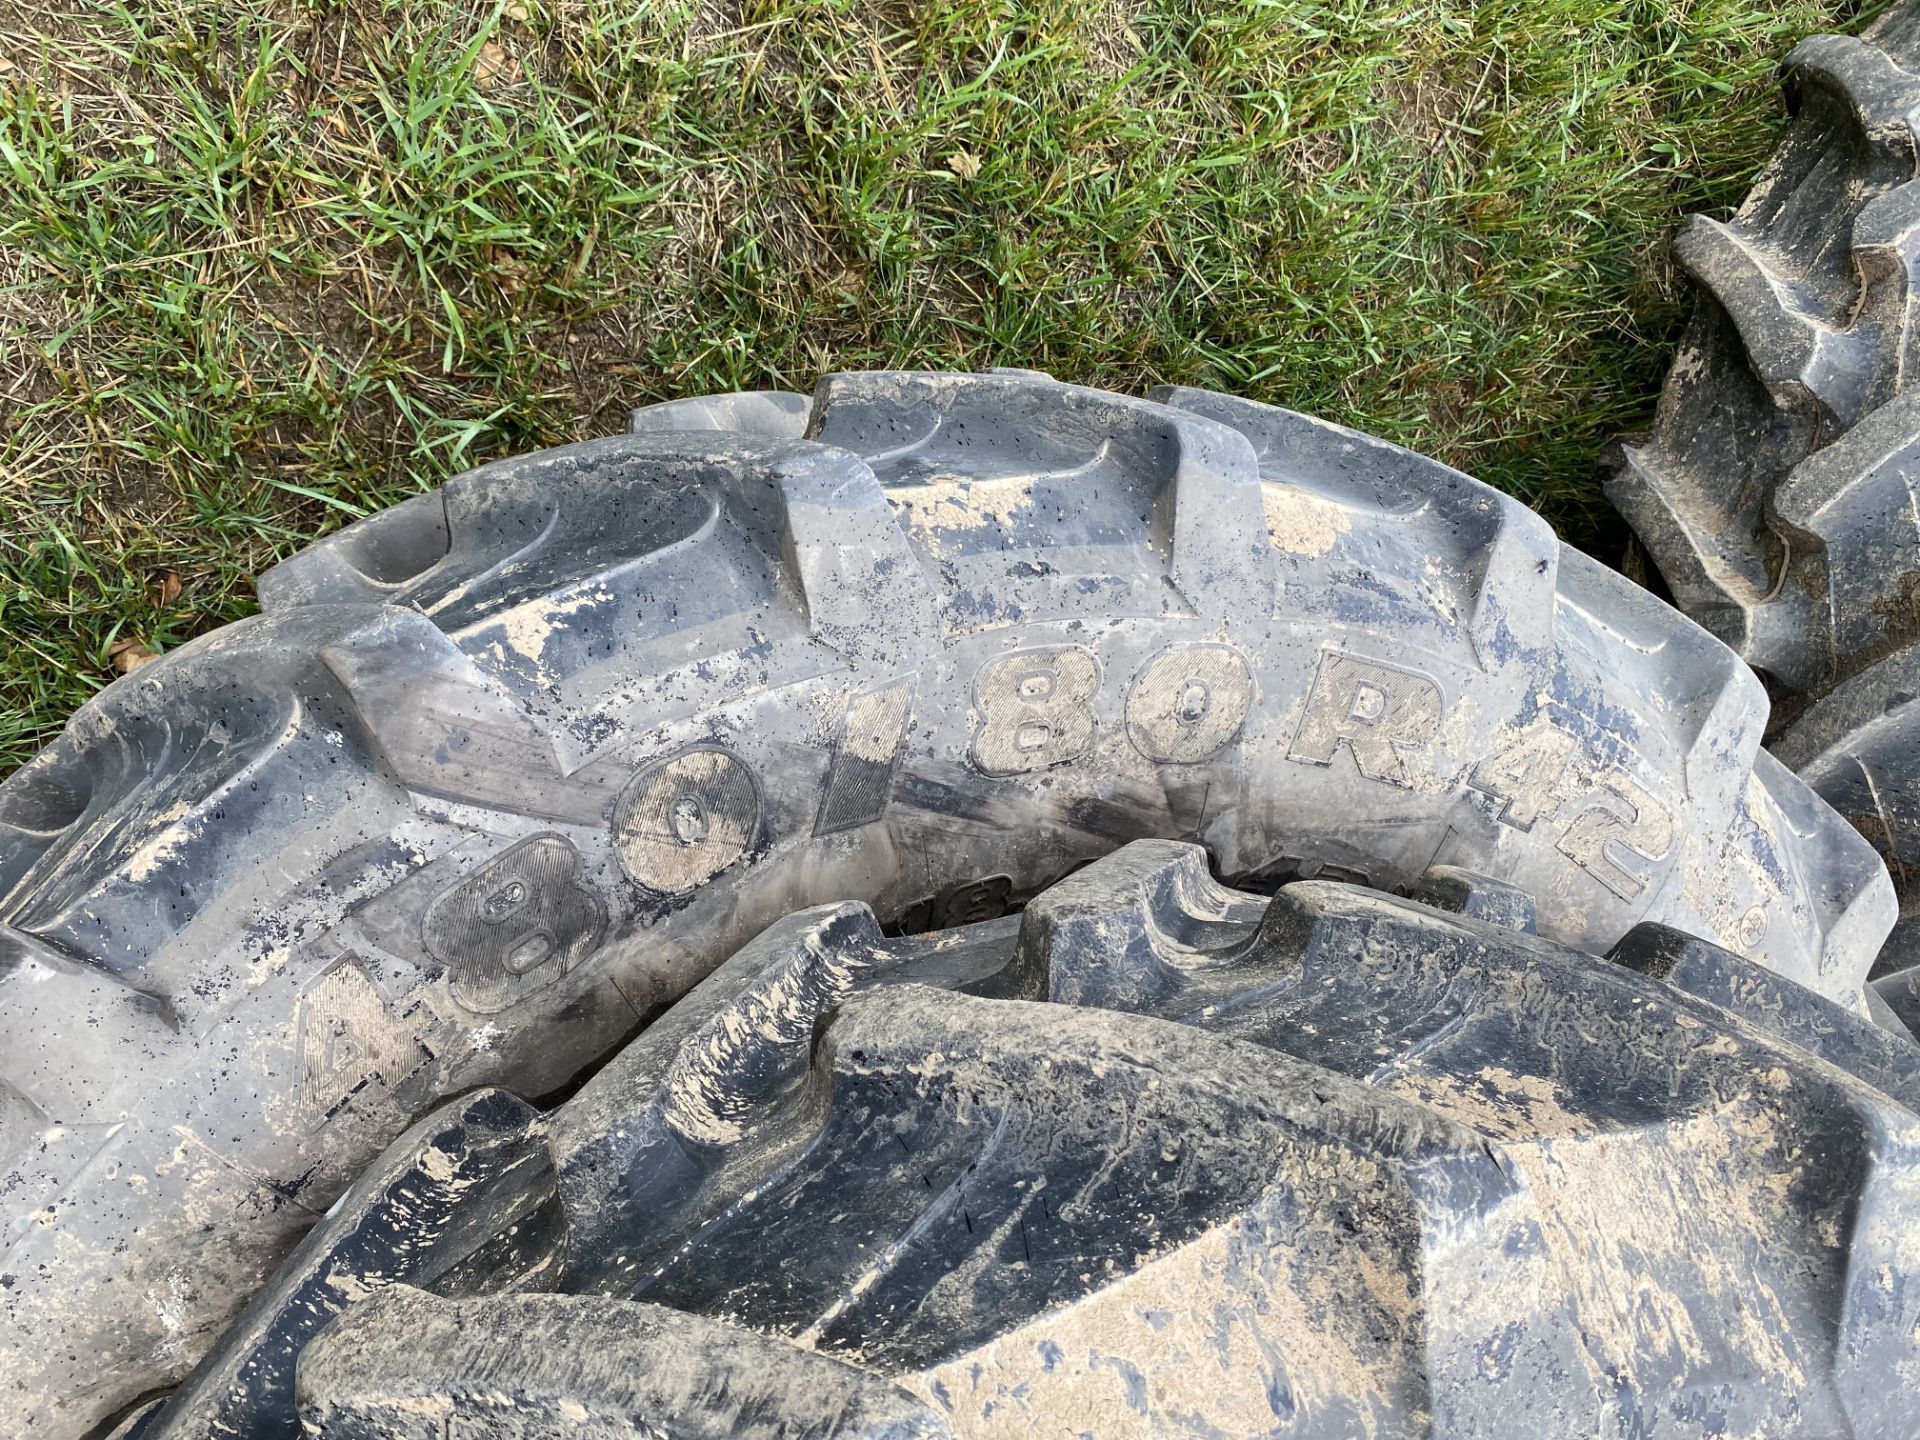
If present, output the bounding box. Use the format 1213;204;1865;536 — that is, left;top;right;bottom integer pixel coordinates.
0;0;1880;768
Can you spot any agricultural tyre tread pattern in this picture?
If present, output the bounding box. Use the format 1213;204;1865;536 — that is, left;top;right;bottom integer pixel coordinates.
128;841;1920;1440
0;371;1894;1435
1604;2;1920;976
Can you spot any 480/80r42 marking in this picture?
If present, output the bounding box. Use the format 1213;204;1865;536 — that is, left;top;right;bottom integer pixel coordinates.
405;639;1671;982
0;371;1895;1436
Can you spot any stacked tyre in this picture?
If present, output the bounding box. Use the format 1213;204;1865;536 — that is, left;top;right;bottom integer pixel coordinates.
16;39;1920;1415
118;840;1920;1440
3;370;1910;1438
1608;1;1920;1025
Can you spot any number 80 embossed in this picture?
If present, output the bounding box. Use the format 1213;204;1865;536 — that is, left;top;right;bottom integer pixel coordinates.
969;642;1257;774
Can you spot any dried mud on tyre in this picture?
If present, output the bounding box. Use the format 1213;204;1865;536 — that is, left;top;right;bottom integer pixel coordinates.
0;371;1896;1435
1603;5;1920;963
127;843;1920;1439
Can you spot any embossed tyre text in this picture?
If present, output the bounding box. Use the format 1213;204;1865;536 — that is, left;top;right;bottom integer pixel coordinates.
0;371;1897;1435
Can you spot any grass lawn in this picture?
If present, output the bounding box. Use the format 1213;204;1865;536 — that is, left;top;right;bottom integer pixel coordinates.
0;0;1878;769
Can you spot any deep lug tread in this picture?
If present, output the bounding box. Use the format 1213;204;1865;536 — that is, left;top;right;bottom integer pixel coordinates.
1152;382;1562;662
991;837;1274;1013
1773;641;1920;873
1786;34;1920;173
1612;5;1920;905
1608;921;1920;1108
1671;214;1870;425
1409;863;1537;931
140;1089;549;1440
254;491;451;611
813;371;1278;624
1764;384;1920;675
1607;15;1920;684
144;842;1920;1440
1605;431;1789;654
627;389;813;438
3;373;1898;1436
546;901;917;1277
297;1287;952;1440
0;607;417;984
316;606;582;813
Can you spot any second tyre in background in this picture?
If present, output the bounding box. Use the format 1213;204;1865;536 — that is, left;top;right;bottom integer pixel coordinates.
1607;1;1920;1022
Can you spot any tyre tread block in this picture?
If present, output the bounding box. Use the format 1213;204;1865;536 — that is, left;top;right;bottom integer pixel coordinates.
3;372;1903;1435
143;1089;548;1440
297;1287;951;1440
166;844;1920;1440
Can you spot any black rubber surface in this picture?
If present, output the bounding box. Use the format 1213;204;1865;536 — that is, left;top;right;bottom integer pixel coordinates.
0;371;1896;1436
1604;4;1920;972
125;842;1920;1440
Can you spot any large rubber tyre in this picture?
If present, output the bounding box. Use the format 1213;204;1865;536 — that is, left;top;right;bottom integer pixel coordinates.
0;371;1894;1436
122;842;1920;1440
1603;8;1920;965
